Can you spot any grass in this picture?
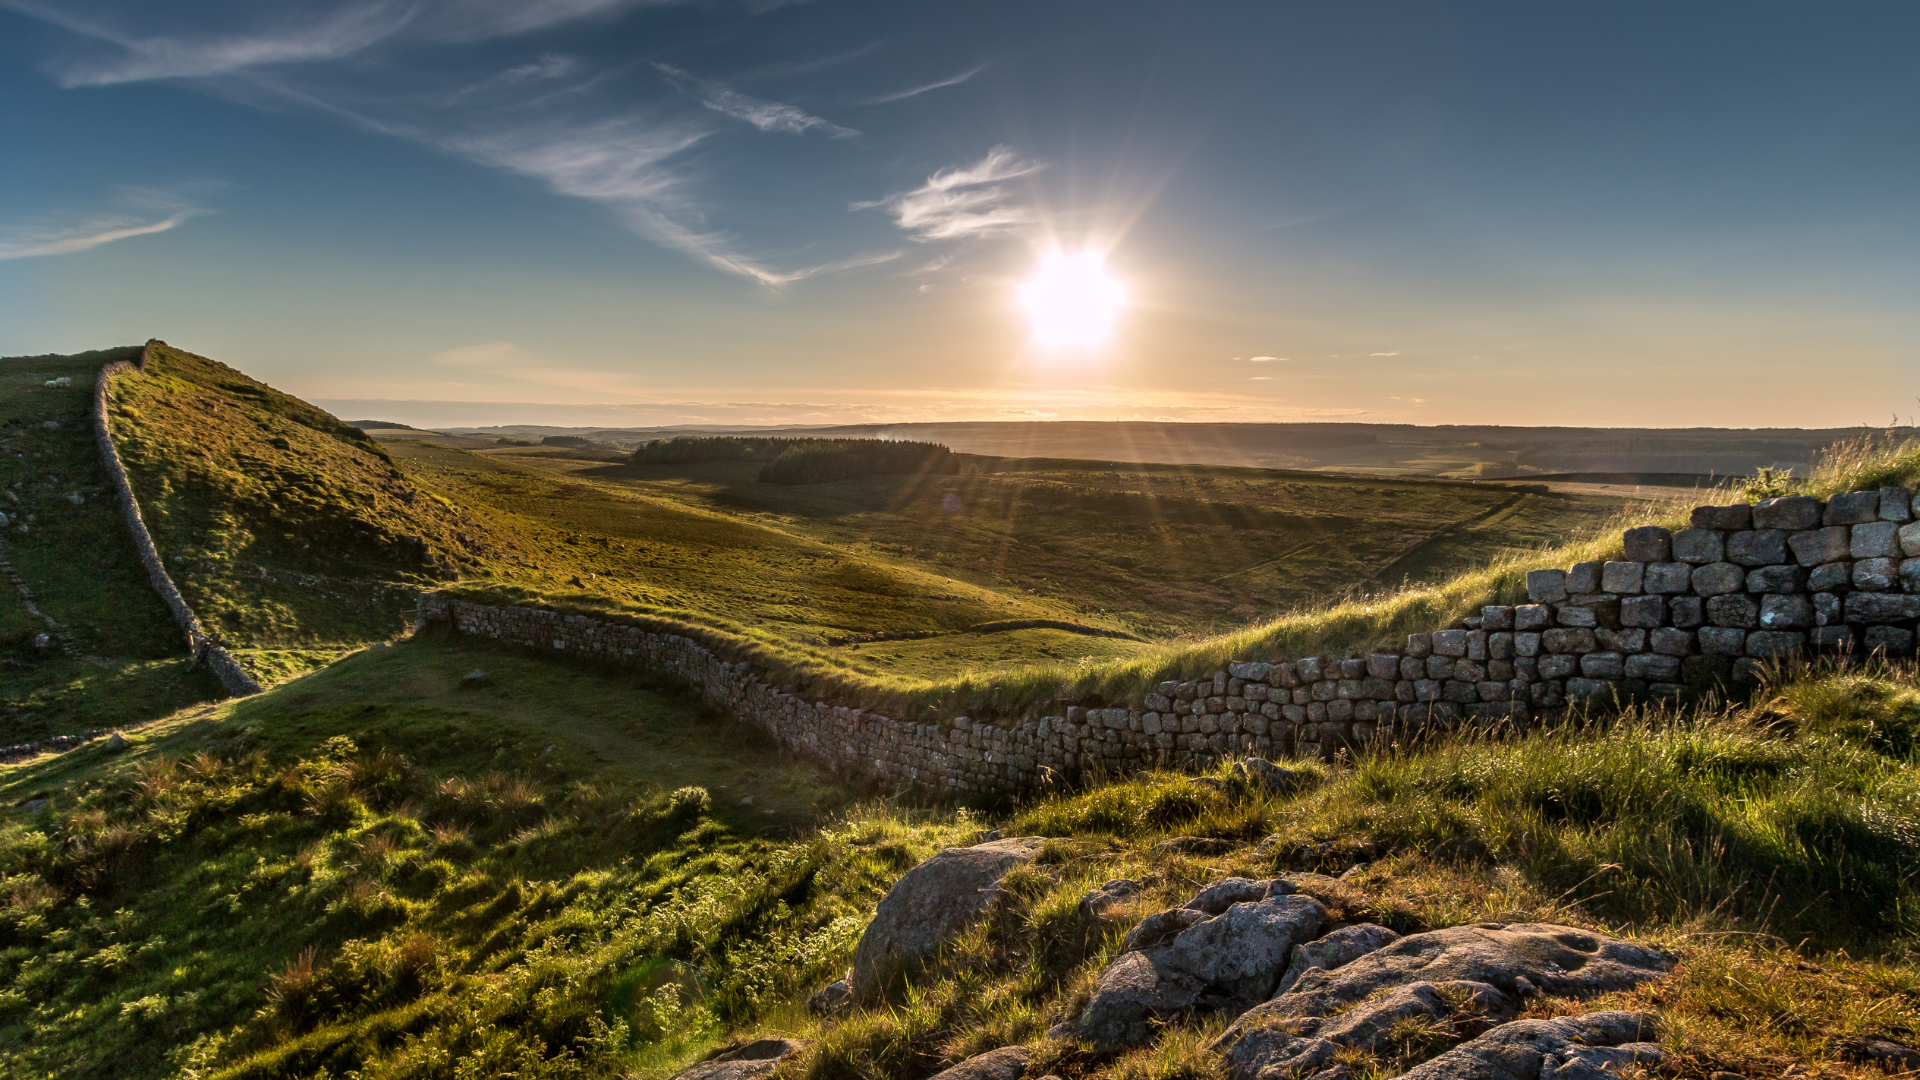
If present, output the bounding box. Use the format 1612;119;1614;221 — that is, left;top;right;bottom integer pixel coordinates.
0;347;224;742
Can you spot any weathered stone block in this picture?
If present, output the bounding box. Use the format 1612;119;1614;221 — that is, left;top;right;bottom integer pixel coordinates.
1414;679;1440;702
1489;658;1514;680
1432;629;1468;657
1698;627;1747;655
1567;561;1603;594
1902;558;1920;594
1620;595;1665;628
1691;504;1752;530
1542;627;1595;654
1900;521;1920;558
1514;604;1551;631
1865;626;1916;656
1426;656;1454;680
1601;561;1645;594
1622;526;1673;562
1514;656;1539;680
1670;528;1724;564
1754;495;1824;530
1596;627;1646;652
1847;592;1920;623
1339;658;1366;678
1465;630;1488;661
1443;680;1478;704
1810;625;1854;651
1644;562;1691;594
1366;653;1398;678
1669;595;1705;628
1513;632;1541;657
1690;562;1744;596
1808;561;1851;592
1580;652;1625;678
1625;653;1681;681
1825;490;1879;525
1788;526;1849;566
1327;699;1354;722
1855;558;1897;592
1399;655;1423;679
1476;680;1510;703
1566;677;1617;701
1726;529;1788;567
1481;605;1515;630
1746;630;1805;659
1853;520;1900;559
1537;654;1578;679
1881;487;1914;522
1296;657;1324;681
1759;594;1813;629
1707;593;1760;629
1526;569;1568;604
1650;627;1693;656
1745;565;1804;593
1489;631;1515;659
1228;661;1274;682
1812;591;1843;626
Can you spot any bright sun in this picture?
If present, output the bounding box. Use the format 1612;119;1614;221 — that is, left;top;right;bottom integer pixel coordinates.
1019;249;1125;350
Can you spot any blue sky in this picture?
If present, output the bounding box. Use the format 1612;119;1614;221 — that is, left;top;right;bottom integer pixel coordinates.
1;1;1916;427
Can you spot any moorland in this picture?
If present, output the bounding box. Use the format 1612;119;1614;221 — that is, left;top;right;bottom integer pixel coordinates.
4;342;1920;1080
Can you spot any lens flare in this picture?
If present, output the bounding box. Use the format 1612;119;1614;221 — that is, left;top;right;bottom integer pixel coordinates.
1019;249;1124;349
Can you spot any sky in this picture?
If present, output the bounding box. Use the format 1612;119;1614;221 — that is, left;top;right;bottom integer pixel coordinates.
1;0;1917;428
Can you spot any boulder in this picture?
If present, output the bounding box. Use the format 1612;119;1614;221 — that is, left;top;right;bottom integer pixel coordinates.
671;1038;808;1080
1275;923;1401;994
1058;884;1329;1046
1235;923;1670;1028
807;975;853;1018
1398;1011;1660;1080
850;836;1045;998
1214;980;1518;1080
1232;758;1307;794
925;1046;1032;1080
1076;878;1139;930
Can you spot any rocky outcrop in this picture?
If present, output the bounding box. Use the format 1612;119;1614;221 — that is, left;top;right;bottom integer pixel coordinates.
1399;1011;1661;1080
1217;980;1517;1080
1058;879;1330;1046
850;837;1046;999
670;1038;808;1080
924;1047;1032;1080
1274;922;1400;995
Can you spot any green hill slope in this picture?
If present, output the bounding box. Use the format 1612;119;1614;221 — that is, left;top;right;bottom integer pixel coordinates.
0;348;220;743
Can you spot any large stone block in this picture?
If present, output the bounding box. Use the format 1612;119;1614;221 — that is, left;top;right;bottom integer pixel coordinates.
1726;529;1788;567
1514;604;1551;631
1426;656;1454;680
1644;562;1691;594
1669;595;1705;628
1865;626;1917;656
1621;526;1672;562
1566;677;1617;701
1525;569;1568;604
1690;562;1745;596
1691;504;1752;530
1556;605;1598;628
1650;627;1694;656
1365;653;1399;678
1536;654;1578;679
1601;561;1644;594
1903;558;1920;594
1750;495;1822;529
1813;591;1843;626
1465;630;1488;661
1810;625;1855;651
1513;632;1542;657
1481;605;1515;630
1542;627;1595;654
1580;652;1625;678
1625;653;1681;681
1670;528;1724;564
1488;632;1514;659
1847;592;1920;623
1809;561;1851;592
1746;630;1805;658
1900;521;1920;557
1432;630;1468;657
1698;627;1747;655
1759;594;1813;629
1855;558;1897;592
1825;490;1879;525
1297;657;1325;681
1745;565;1804;593
1706;593;1759;629
1883;487;1914;522
1620;594;1666;628
1403;634;1431;659
1853;520;1901;559
1567;561;1603;594
1788;526;1850;566
1596;627;1646;653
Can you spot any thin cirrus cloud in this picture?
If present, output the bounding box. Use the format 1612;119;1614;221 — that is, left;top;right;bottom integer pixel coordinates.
857;63;988;105
0;189;212;261
1247;355;1284;362
652;63;857;137
856;145;1044;241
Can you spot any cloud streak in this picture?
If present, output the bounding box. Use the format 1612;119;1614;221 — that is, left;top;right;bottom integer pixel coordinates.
653;63;857;137
0;191;211;260
856;145;1043;241
858;63;987;104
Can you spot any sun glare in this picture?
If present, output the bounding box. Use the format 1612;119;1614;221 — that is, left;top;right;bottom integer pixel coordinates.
1019;249;1125;350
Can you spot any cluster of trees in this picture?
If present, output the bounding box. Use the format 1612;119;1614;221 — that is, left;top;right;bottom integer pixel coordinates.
629;436;957;484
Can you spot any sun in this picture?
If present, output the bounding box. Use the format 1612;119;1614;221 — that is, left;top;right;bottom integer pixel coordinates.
1019;249;1125;350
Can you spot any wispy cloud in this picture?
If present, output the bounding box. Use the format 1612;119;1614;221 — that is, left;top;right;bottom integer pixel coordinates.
1370;351;1400;356
0;188;212;261
856;145;1043;241
653;62;857;137
858;63;987;105
1247;355;1284;362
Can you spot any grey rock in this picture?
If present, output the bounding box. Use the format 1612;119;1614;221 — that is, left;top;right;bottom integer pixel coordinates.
925;1046;1031;1080
1759;594;1813;629
1233;758;1307;795
1754;495;1824;530
1813;591;1843;626
1398;1011;1661;1080
1825;490;1879;525
1670;528;1724;564
1900;520;1920;557
1698;627;1747;655
1579;653;1624;678
1541;628;1594;654
1190;877;1291;915
1651;628;1693;656
1706;594;1759;629
1746;631;1804;659
850;836;1046;998
1433;630;1469;657
1643;562;1691;595
1275;923;1401;995
1811;625;1854;650
1599;562;1643;595
1624;653;1681;681
809;977;854;1018
673;1039;810;1080
1216;981;1518;1080
1566;562;1602;594
1691;504;1752;530
1554;606;1598;629
105;732;128;751
1513;632;1541;657
1525;570;1568;604
1840;1035;1920;1071
1077;879;1140;928
1513;605;1551;631
1621;526;1671;562
458;669;489;690
1690;562;1745;596
1745;565;1804;593
1880;487;1913;522
1855;557;1898;592
1788;526;1850;566
1620;595;1665;627
1121;906;1211;952
1808;561;1851;592
1903;557;1920;594
1853;520;1901;559
1864;626;1916;657
1669;595;1706;628
1725;529;1788;567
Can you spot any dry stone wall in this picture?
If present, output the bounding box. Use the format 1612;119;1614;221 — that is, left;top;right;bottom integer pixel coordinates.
94;343;262;697
421;486;1920;799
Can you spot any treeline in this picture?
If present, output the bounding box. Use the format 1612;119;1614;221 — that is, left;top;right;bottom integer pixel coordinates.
629;436;958;484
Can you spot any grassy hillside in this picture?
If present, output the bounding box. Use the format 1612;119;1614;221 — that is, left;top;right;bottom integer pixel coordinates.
0;348;221;743
4;633;1919;1079
105;343;539;678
